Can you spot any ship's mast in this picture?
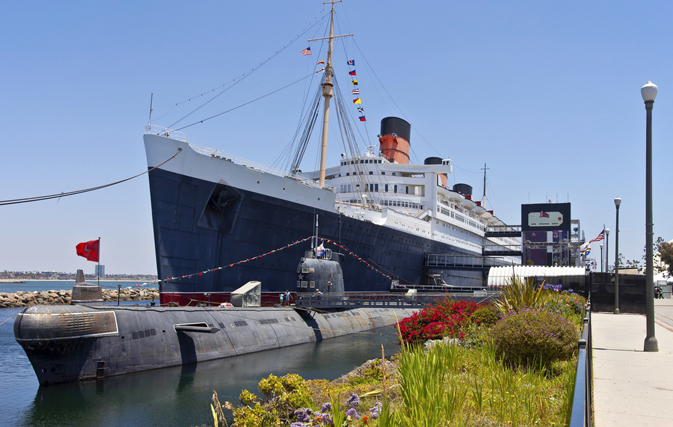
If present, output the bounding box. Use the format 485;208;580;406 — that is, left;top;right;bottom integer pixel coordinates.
309;0;352;188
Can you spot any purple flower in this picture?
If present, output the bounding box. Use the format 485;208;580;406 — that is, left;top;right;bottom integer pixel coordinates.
346;393;360;407
369;402;382;419
291;423;307;427
294;408;311;423
345;408;360;419
321;402;332;413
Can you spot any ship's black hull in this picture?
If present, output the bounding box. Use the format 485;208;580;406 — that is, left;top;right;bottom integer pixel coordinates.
148;168;486;295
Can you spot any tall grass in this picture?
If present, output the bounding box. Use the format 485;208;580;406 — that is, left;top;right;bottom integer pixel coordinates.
384;337;576;426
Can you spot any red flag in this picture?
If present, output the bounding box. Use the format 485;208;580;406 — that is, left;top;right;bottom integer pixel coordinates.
76;239;99;262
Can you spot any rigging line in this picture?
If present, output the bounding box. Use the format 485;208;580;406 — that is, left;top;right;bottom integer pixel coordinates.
274;17;330;173
166;12;330;129
0;149;182;206
351;39;445;159
0;312;19;327
453;164;481;174
168;10;329;109
175;73;315;131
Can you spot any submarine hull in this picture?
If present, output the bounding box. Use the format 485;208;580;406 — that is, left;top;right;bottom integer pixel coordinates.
14;304;415;385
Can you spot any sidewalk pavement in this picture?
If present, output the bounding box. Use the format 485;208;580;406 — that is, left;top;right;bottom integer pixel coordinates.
592;299;673;426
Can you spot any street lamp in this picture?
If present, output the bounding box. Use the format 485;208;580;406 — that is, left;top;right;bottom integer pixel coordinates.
605;228;610;273
600;243;604;273
614;198;621;314
642;81;658;352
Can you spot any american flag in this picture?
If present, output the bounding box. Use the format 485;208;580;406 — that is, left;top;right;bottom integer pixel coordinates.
588;229;605;243
300;47;311;56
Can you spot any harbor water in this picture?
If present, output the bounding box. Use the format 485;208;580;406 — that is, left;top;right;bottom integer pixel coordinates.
0;286;403;426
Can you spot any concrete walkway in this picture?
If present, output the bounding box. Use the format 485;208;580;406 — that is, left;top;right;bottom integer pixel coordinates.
592;299;673;426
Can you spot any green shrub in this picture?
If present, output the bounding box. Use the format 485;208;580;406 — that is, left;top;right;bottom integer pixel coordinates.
491;308;579;368
542;291;587;325
470;306;500;327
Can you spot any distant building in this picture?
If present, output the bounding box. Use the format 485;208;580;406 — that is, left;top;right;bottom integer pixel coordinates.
95;265;105;277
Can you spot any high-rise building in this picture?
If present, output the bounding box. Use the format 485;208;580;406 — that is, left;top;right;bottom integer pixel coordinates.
95;265;105;277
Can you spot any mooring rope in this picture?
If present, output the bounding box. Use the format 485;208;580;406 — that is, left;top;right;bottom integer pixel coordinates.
0;149;182;206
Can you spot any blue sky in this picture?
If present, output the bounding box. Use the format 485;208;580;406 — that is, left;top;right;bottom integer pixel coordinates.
1;0;671;274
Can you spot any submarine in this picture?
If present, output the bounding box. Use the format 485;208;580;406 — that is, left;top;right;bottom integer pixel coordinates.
14;248;419;385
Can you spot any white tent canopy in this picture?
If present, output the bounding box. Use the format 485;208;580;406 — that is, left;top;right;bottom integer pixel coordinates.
487;265;587;288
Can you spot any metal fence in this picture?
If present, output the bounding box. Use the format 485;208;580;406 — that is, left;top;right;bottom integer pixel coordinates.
569;299;592;427
294;292;449;309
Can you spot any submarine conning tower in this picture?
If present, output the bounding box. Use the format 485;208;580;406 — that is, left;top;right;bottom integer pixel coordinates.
379;117;411;164
296;248;345;295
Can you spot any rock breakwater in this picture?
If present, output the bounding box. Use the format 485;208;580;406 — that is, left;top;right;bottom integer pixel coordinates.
0;288;159;308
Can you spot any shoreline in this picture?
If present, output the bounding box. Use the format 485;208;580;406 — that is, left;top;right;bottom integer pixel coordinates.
0;288;159;308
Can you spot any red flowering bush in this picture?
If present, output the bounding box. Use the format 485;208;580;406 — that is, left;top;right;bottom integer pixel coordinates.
397;299;486;344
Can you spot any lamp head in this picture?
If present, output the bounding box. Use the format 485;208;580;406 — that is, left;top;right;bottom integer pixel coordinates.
606;228;610;236
614;197;622;207
641;81;658;102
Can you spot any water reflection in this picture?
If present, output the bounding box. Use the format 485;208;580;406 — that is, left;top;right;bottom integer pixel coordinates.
20;326;400;426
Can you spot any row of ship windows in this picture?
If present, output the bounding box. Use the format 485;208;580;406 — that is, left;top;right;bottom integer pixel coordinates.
438;206;483;230
343;199;421;210
341;159;383;166
343;171;395;176
340;184;409;193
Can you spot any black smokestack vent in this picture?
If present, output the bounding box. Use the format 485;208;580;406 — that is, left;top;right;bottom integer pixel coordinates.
453;183;473;196
380;117;411;143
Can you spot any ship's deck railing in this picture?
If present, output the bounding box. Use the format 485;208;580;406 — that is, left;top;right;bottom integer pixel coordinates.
294;291;496;309
144;125;188;142
425;254;513;268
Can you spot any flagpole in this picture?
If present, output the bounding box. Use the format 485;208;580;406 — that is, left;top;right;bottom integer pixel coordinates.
97;237;100;286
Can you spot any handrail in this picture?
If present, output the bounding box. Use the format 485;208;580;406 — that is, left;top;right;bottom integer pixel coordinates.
569;298;592;427
144;125;187;142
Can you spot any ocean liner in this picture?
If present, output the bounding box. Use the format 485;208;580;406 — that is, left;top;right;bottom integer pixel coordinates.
143;3;520;306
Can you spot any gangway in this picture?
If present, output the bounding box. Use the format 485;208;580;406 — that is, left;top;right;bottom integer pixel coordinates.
483;244;523;257
485;225;522;237
425;254;513;271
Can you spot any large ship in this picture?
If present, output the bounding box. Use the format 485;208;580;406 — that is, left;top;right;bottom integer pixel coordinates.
144;3;520;306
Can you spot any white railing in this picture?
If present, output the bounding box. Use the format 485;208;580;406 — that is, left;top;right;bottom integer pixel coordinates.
144;125;188;142
190;143;336;193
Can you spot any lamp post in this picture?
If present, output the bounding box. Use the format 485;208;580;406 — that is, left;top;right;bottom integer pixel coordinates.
614;198;621;314
642;81;658;352
600;243;604;273
605;228;610;273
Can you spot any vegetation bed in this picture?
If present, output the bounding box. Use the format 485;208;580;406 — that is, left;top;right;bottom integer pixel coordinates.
210;278;587;427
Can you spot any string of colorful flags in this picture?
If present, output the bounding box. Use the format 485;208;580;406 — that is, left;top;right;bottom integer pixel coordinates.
151;236;313;284
301;47;366;122
318;238;392;280
346;59;366;122
141;234;396;285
